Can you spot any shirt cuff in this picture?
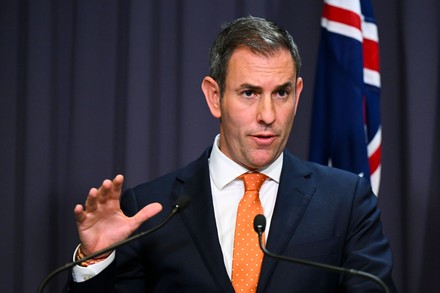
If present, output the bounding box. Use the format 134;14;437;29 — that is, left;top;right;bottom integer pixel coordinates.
71;245;116;282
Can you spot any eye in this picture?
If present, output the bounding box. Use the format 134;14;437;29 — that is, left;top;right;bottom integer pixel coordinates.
275;89;290;99
242;90;256;98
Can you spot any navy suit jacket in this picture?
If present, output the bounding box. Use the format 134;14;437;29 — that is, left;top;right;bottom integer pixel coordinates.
66;148;397;292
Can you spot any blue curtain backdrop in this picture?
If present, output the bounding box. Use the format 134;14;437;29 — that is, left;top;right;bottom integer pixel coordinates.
0;0;438;292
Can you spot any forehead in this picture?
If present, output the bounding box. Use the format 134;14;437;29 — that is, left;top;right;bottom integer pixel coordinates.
226;47;296;84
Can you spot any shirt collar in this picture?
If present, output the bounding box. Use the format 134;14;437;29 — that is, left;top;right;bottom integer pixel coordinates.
209;134;283;190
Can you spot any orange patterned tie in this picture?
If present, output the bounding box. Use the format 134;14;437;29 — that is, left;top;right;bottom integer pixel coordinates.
232;172;268;292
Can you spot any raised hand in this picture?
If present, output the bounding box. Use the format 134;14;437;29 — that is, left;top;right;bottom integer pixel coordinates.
73;174;163;256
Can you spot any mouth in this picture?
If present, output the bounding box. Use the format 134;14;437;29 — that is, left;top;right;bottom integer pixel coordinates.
251;133;277;146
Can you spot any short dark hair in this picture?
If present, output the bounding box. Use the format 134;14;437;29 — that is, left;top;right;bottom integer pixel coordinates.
209;16;302;96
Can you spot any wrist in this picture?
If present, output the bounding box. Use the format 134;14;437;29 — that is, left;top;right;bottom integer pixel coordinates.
75;244;112;267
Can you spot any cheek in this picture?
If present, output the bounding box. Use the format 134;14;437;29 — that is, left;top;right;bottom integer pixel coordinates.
223;114;247;136
221;102;253;128
275;100;295;117
277;107;296;132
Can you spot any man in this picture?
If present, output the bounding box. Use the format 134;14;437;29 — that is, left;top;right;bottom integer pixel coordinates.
66;16;397;292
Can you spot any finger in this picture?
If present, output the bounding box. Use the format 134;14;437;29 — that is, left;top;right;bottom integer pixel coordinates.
97;179;113;204
132;202;163;227
113;174;124;186
110;174;124;200
73;204;86;223
84;188;99;211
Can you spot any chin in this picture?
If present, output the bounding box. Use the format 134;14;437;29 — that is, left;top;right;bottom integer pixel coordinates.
248;155;277;169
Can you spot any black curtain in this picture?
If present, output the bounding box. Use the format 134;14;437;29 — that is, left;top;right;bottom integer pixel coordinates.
0;0;438;292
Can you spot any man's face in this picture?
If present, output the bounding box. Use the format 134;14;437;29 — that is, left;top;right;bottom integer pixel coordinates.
214;47;303;170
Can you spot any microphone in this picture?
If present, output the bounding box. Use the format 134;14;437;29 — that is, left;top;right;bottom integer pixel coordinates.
37;196;191;293
253;214;390;293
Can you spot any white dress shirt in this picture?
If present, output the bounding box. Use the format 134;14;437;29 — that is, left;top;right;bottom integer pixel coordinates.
73;134;283;282
209;134;282;278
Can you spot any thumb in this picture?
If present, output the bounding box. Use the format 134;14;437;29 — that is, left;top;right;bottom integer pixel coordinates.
132;202;163;226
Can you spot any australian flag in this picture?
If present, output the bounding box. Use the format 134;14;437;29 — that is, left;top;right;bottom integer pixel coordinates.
309;0;382;195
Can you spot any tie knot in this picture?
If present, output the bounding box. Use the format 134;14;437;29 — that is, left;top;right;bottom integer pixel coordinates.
241;172;268;192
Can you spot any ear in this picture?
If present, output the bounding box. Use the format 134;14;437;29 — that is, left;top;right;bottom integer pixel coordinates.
294;77;303;111
201;76;221;118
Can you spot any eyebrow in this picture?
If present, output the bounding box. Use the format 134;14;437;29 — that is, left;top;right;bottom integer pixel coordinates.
238;82;294;93
273;82;294;92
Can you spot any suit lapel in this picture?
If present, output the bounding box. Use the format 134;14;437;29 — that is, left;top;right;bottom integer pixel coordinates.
169;149;316;292
172;149;235;293
257;152;317;292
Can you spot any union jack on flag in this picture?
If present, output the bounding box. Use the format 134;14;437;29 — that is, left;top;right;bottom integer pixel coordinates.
309;0;382;195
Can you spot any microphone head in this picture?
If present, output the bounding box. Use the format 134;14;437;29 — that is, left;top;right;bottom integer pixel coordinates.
253;214;266;233
174;195;191;211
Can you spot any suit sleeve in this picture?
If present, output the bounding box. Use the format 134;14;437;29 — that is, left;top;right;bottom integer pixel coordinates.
65;261;116;293
341;177;397;292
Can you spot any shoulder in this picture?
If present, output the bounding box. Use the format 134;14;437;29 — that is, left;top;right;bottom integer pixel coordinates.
282;150;375;204
132;146;212;192
120;147;212;212
284;150;369;184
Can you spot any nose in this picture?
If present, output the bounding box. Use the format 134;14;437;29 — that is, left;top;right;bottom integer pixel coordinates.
257;96;275;126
